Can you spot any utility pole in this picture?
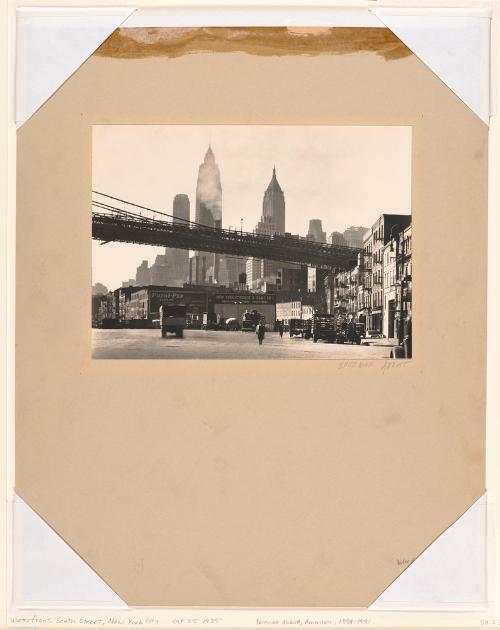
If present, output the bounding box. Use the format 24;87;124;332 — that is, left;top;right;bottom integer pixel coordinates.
390;224;403;344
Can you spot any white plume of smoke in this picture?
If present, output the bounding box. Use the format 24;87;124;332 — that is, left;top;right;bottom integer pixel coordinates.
196;152;222;223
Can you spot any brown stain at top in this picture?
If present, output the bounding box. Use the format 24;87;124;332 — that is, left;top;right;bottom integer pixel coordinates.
94;27;412;62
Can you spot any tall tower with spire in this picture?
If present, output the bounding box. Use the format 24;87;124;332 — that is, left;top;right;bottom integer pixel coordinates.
195;145;222;229
247;166;286;290
261;166;285;235
193;145;223;283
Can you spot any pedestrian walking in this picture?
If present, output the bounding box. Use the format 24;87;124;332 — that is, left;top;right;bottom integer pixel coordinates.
256;321;266;345
278;322;284;338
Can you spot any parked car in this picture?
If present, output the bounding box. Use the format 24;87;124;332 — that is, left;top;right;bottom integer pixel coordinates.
289;318;303;337
202;312;217;330
289;318;311;338
241;309;262;332
225;317;240;331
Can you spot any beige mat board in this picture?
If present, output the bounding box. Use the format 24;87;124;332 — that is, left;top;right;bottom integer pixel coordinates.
16;27;487;607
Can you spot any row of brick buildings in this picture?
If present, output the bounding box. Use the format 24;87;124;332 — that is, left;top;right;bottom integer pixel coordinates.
92;285;278;328
268;213;412;339
324;214;412;339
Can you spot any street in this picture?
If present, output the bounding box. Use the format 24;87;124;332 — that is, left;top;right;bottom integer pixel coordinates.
92;329;393;360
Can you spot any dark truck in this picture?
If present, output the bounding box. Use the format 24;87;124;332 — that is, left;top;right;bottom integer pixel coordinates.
160;304;187;338
289;318;312;339
289;318;304;337
337;321;362;345
241;309;262;332
311;314;338;343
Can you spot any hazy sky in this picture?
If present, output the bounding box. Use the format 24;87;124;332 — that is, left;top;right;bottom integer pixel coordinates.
92;125;411;290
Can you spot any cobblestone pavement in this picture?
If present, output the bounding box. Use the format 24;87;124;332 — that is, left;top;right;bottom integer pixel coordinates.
92;329;393;360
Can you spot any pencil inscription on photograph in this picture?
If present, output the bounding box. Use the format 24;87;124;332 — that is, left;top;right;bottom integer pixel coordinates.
92;126;412;359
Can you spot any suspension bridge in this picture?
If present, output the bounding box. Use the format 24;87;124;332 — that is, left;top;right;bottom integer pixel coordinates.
92;191;361;270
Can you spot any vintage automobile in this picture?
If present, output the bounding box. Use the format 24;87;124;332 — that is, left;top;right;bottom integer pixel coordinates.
202;313;227;331
225;317;240;331
289;318;311;338
160;304;187;338
241;309;263;332
334;321;361;345
288;318;303;337
202;312;218;330
311;314;338;343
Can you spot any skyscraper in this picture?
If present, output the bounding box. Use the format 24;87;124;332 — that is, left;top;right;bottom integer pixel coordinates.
149;254;169;285
218;256;247;288
329;231;347;247
136;260;151;285
173;193;190;225
343;226;369;248
164;194;190;286
307;219;326;243
261;166;285;235
248;166;286;289
246;258;263;291
194;145;222;283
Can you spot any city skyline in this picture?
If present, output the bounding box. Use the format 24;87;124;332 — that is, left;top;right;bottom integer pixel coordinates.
92;125;411;290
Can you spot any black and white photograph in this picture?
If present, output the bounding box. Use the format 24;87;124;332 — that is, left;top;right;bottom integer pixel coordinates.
92;125;412;359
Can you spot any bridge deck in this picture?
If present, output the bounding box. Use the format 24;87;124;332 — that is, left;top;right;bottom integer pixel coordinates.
92;213;361;270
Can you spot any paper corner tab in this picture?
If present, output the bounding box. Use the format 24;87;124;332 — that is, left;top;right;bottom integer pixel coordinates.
15;7;136;126
370;9;491;125
12;494;128;609
370;494;488;611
